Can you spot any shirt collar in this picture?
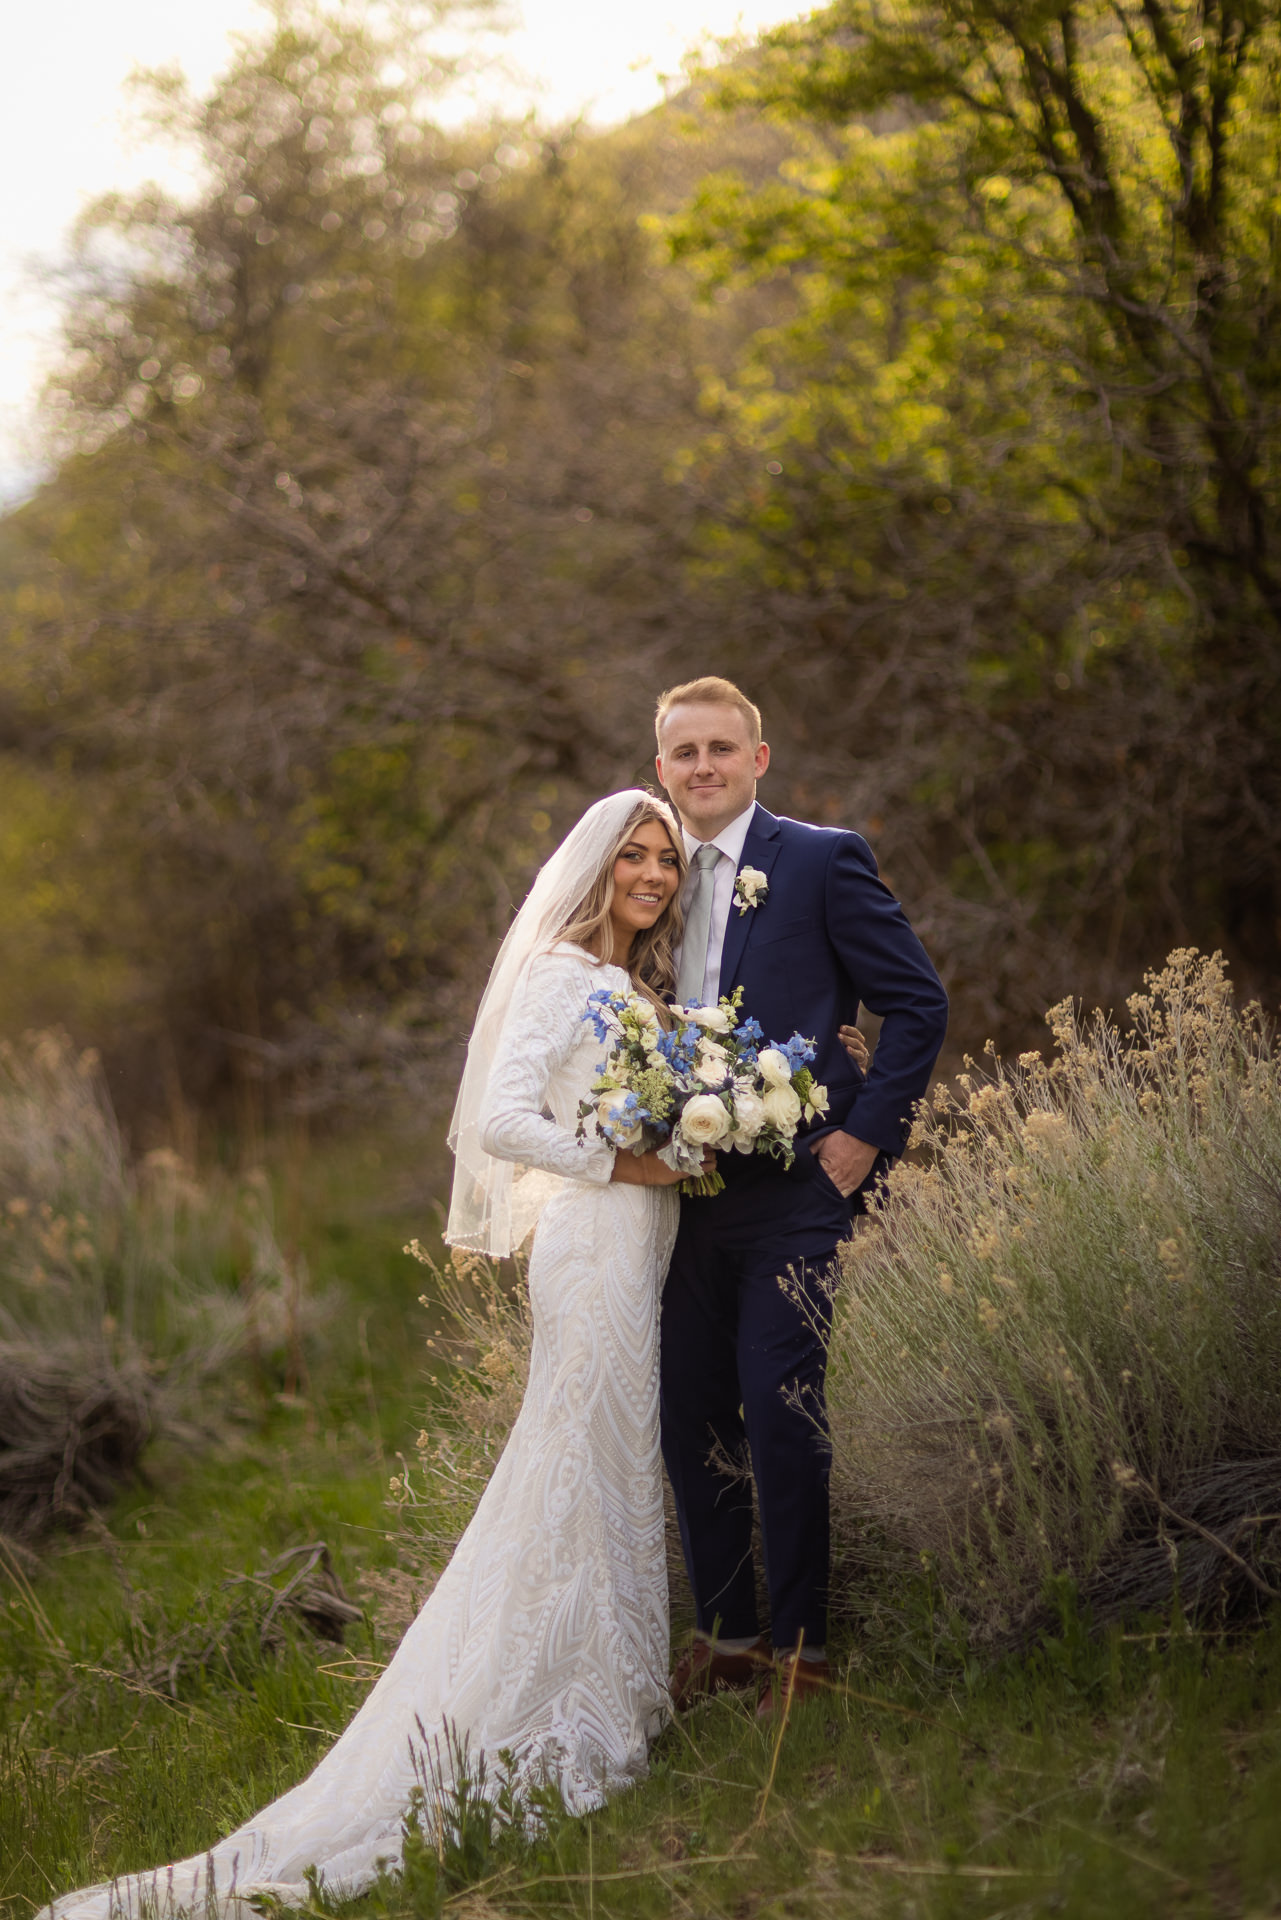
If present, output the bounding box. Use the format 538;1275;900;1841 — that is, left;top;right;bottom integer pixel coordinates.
681;799;758;869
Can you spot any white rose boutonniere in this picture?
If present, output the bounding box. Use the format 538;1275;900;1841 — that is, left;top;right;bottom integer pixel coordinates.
734;866;769;915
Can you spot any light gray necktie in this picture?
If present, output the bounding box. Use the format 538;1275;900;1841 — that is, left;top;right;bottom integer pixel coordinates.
676;843;721;1006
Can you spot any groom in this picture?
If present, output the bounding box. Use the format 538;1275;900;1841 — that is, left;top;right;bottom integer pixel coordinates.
655;676;948;1711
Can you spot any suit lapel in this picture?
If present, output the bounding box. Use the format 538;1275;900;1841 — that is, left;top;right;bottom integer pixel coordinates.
720;804;782;990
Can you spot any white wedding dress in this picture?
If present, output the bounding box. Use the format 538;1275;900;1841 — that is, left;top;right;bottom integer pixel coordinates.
47;949;678;1920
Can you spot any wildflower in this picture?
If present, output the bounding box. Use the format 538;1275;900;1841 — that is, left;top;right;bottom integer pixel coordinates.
976;1297;1001;1333
1046;997;1077;1049
937;1265;954;1296
967;1085;1008;1123
1021;1109;1070;1152
1157;1237;1184;1281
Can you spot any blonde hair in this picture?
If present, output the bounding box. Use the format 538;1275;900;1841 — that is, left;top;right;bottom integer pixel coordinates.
555;797;686;1007
654;675;762;749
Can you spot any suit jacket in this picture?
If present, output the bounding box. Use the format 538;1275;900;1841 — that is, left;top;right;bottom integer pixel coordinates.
722;804;948;1158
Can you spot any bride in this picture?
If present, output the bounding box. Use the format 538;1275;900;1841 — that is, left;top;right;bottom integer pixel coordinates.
45;790;699;1919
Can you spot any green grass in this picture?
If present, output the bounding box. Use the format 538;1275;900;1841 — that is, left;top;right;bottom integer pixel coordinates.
3;1120;1281;1920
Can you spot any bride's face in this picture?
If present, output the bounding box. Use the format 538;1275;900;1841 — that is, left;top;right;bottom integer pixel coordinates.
608;819;681;959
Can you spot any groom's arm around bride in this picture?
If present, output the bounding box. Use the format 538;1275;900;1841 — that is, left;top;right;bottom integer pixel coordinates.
654;675;948;1711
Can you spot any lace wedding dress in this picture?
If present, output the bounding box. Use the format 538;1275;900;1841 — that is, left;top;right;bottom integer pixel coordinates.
47;949;678;1920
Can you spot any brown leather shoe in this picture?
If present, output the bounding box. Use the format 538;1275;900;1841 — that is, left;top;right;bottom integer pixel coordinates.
756;1652;833;1717
669;1636;772;1711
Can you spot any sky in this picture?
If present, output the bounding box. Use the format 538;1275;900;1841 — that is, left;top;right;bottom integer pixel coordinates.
0;0;798;502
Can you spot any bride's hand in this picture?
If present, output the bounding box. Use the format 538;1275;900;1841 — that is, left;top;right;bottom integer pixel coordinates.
839;1023;870;1072
610;1147;713;1187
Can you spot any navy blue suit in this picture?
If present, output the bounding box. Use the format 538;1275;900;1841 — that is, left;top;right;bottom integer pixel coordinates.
659;803;948;1651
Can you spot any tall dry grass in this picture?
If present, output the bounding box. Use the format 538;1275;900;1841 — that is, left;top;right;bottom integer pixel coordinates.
0;1031;325;1532
825;949;1281;1637
390;1246;533;1565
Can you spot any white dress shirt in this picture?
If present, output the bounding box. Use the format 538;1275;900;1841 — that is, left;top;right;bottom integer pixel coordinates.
674;800;759;1006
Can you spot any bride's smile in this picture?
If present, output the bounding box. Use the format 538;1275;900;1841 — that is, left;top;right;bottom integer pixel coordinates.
608;820;681;961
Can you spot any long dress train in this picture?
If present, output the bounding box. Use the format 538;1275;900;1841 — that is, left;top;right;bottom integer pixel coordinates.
47;949;676;1920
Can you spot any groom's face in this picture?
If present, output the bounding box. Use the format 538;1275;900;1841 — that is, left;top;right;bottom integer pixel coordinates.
655;701;770;841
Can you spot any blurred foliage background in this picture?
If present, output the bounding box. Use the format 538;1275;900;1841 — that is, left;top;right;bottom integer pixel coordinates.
2;0;1278;1132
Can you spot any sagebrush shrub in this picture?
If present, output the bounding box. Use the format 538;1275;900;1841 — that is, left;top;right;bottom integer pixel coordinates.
825;949;1281;1635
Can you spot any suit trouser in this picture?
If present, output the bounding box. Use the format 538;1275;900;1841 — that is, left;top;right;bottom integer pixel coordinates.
659;1150;854;1653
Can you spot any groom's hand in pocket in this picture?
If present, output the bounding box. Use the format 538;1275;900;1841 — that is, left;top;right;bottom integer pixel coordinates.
811;1130;878;1197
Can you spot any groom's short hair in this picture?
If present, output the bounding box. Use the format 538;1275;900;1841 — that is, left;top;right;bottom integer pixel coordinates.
654;676;762;748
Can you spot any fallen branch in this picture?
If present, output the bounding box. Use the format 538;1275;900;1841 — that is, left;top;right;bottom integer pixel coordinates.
1122;1468;1281;1603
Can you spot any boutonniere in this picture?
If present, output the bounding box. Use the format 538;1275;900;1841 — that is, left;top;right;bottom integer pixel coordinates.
734;866;769;915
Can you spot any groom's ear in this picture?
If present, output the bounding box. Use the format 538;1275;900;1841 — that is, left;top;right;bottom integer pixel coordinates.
754;741;771;778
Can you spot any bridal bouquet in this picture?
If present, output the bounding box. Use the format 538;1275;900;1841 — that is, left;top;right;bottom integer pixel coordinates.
577;985;829;1196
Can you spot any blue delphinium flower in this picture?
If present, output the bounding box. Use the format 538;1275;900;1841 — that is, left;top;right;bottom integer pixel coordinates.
582;988;627;1044
769;1033;817;1071
733;1014;763;1064
599;1088;652;1142
654;1026;699;1074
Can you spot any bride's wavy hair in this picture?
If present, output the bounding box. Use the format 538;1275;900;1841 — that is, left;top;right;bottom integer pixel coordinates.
554;796;685;1010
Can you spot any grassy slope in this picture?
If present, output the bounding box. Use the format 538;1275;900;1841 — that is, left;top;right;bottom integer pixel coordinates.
3;1136;1281;1920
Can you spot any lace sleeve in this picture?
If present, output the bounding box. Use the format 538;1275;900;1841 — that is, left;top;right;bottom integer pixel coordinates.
478;952;615;1184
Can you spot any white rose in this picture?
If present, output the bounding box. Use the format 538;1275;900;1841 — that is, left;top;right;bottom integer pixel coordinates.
731;1087;766;1147
694;1038;731;1086
682;1003;734;1032
803;1082;830;1122
597;1090;644;1150
631;1000;660;1035
680;1093;732;1147
761;1083;803;1133
757;1047;793;1089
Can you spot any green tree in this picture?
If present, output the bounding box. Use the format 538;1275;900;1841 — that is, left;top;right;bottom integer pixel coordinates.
670;0;1281;1028
0;6;782;1109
